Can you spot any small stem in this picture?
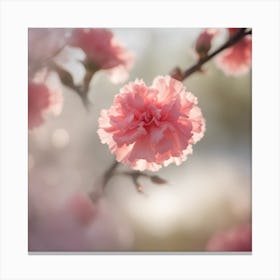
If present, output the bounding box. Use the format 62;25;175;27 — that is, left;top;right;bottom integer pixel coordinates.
79;70;96;110
101;160;119;189
89;161;119;201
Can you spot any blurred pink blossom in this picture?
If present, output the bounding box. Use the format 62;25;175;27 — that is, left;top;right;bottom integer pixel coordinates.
215;29;252;76
206;223;252;251
67;192;97;226
28;77;63;130
98;76;205;171
28;82;51;129
69;28;134;83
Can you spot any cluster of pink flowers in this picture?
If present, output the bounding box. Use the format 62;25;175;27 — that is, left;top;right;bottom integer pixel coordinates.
215;28;252;76
195;28;252;76
98;76;205;171
27;28;252;252
68;28;134;83
28;28;134;130
28;29;68;130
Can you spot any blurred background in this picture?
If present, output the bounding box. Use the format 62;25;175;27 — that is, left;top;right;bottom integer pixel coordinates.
28;28;251;252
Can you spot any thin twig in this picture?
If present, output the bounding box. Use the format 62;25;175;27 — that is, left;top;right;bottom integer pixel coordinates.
181;28;252;80
101;161;119;189
89;160;119;202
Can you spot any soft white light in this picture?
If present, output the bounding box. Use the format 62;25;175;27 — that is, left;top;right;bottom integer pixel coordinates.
51;128;70;148
127;190;184;236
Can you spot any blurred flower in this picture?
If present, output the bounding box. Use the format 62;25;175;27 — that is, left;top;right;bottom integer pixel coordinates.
28;28;69;74
69;28;134;83
215;28;252;76
206;223;252;251
28;82;51;129
28;76;63;130
67;192;97;226
98;76;205;171
195;28;218;59
28;189;133;252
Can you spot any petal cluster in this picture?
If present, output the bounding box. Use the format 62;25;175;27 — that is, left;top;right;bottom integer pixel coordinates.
215;29;252;76
69;28;134;83
98;76;205;171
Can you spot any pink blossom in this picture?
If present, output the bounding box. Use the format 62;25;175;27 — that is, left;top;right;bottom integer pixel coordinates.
28;78;63;130
69;28;134;83
206;223;252;251
195;28;218;57
28;82;51;129
215;29;252;76
97;76;205;171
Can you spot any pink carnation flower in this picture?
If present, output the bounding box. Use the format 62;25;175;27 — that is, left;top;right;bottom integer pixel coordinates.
28;78;63;130
97;76;205;171
69;28;134;83
215;29;252;76
206;223;252;251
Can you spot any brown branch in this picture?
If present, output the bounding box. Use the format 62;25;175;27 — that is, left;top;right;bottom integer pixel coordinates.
48;61;94;109
180;28;252;80
101;160;119;189
89;160;119;202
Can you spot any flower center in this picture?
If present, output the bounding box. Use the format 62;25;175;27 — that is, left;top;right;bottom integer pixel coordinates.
139;111;159;127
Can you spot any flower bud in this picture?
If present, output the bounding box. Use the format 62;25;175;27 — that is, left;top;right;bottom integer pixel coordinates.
150;175;168;185
195;29;218;59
